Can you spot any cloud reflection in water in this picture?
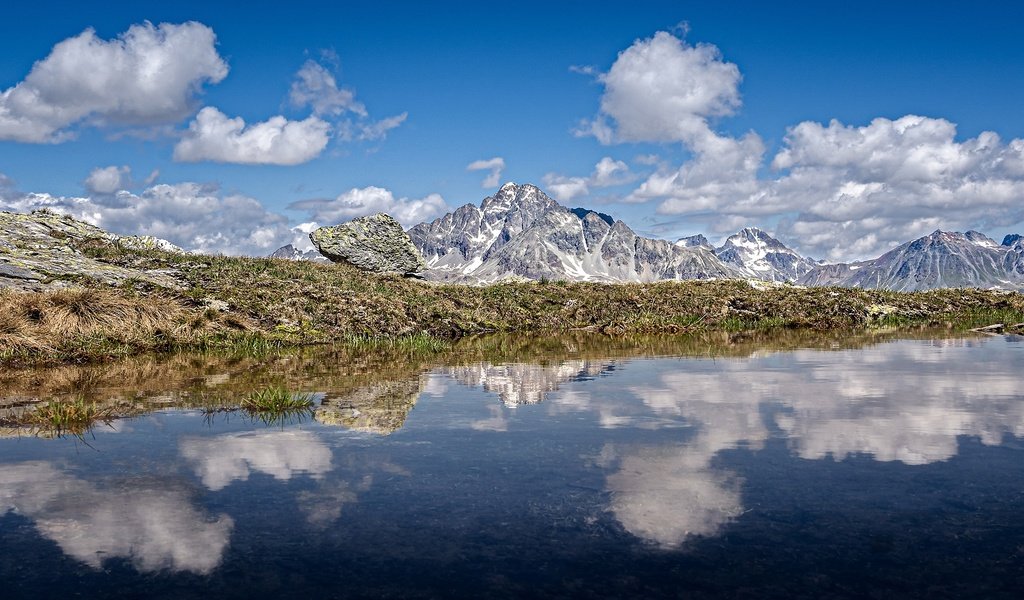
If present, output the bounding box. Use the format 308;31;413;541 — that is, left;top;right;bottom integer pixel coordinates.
180;430;333;491
0;461;232;574
538;337;1024;545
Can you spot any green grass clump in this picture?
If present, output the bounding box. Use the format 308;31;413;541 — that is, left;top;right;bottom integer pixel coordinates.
30;397;111;435
239;386;316;427
241;386;314;412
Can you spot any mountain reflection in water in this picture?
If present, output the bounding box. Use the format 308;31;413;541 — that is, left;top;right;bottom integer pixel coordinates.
0;330;1021;598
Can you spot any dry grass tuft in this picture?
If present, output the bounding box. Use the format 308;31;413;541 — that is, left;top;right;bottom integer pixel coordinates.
34;288;178;336
0;287;193;361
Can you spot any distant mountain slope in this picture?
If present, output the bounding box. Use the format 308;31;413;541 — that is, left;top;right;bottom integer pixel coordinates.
408;183;745;283
268;244;329;262
800;230;1024;291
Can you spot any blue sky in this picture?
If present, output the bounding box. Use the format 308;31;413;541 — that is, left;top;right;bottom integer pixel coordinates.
1;0;1023;259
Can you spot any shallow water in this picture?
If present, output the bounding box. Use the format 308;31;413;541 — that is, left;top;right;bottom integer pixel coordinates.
1;331;1022;598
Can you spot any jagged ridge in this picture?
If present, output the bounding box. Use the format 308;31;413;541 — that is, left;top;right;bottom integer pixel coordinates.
408;183;746;283
800;230;1024;291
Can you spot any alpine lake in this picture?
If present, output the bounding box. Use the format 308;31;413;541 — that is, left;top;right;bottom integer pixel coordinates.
1;328;1022;599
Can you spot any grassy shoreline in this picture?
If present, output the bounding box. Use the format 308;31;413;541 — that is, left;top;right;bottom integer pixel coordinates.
2;244;1024;366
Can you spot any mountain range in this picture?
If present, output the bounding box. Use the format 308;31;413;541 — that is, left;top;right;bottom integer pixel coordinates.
273;182;1024;291
800;230;1024;291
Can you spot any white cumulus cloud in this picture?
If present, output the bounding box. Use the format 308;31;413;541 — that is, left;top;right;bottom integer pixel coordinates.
466;157;506;188
0;21;227;143
579;30;1024;260
290;186;450;227
640;115;1024;260
180;430;333;492
543;156;635;202
763;116;1024;260
0;461;233;574
289;59;366;117
173;107;331;165
576;30;741;145
84;165;132;194
291;57;407;145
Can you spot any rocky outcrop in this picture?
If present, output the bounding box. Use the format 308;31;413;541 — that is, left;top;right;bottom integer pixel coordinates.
310;213;427;276
0;210;183;290
675;234;713;250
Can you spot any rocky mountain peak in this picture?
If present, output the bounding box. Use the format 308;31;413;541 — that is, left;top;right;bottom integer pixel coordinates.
268;244;329;262
1003;233;1023;247
407;183;745;283
714;227;812;282
675;234;712;249
481;183;556;214
570;207;614;226
722;227;786;250
964;230;999;247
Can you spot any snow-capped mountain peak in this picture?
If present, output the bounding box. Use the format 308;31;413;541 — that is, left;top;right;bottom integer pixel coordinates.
800;229;1024;291
714;227;814;282
407;182;744;283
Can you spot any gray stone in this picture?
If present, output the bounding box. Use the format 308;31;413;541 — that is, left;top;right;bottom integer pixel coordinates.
310;213;427;275
0;263;41;281
0;209;184;290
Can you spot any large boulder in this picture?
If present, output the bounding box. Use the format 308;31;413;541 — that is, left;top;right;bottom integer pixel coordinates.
0;210;184;290
309;213;427;276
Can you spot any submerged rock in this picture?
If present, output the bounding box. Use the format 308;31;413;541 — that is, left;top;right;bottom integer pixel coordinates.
310;213;427;276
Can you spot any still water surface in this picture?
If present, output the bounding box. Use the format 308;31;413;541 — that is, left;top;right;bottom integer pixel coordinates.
0;331;1022;598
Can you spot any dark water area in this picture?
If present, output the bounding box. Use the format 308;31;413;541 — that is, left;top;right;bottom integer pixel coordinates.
0;331;1022;598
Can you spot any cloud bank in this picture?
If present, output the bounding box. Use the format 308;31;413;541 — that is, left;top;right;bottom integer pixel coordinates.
572;30;1024;260
0;177;303;255
1;173;448;255
290;186;449;228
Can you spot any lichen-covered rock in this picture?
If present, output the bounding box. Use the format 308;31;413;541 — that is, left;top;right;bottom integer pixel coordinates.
310;213;427;275
0;209;184;290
